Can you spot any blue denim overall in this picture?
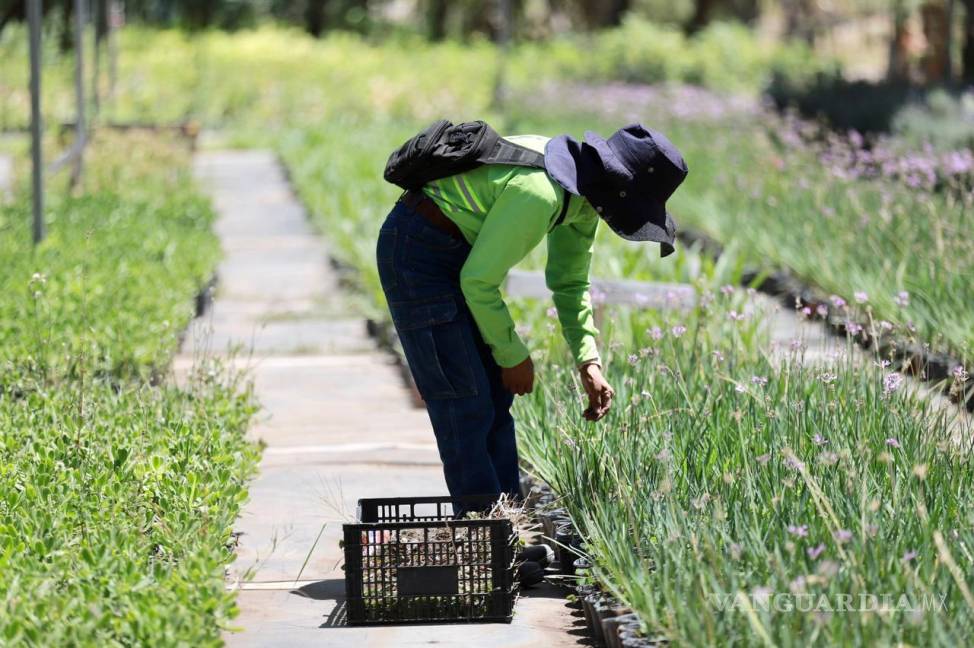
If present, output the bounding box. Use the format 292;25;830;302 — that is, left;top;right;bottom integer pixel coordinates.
376;201;520;503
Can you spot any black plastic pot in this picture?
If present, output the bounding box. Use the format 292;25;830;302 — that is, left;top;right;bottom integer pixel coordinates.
555;525;578;575
618;614;666;647
602;614;630;648
540;508;566;540
583;592;603;646
602;604;633;648
573;556;592;577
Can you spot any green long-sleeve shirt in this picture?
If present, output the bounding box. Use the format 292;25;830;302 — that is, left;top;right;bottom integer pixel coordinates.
422;135;600;369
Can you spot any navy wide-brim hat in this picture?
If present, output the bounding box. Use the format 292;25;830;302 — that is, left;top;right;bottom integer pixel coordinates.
545;124;688;257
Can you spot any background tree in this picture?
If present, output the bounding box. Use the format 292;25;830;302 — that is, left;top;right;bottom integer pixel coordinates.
963;0;974;81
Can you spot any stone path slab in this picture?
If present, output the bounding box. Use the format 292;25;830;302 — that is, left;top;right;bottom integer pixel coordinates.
182;150;582;647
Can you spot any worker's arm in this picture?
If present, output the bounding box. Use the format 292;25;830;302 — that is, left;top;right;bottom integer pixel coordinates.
546;214;613;420
545;216;600;365
459;171;557;393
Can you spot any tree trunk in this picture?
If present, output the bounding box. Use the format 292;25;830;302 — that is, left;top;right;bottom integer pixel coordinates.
963;0;974;82
686;0;717;35
305;0;328;37
946;0;956;79
60;0;74;53
427;0;448;40
605;0;630;27
921;1;950;82
888;0;911;80
94;0;109;40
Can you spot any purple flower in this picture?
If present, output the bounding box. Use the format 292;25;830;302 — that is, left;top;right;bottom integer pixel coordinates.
952;365;969;382
787;524;809;537
845;321;863;336
649;326;663;340
895;291;910;307
820;372;837;384
671;325;687;337
751;375;768;386
902;550;918;563
834;529;853;543
830;295;847;308
628;354;639;366
728;310;744;321
818;451;839;466
807;543;826;559
801;306;812;317
712;350;724;363
752;586;773;605
785;455;806;471
756;453;771;465
546;306;558;318
883;372;904;395
816;304;829;318
720;284;735;295
812;433;828;446
854;291;869;304
886;437;902;449
879;320;893;332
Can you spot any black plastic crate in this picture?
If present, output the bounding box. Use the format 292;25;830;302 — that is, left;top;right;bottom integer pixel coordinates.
343;495;516;625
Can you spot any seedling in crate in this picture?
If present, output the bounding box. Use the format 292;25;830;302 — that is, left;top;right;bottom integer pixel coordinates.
343;494;531;624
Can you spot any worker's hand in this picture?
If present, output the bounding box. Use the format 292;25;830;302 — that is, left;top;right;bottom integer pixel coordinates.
580;362;613;421
502;356;535;396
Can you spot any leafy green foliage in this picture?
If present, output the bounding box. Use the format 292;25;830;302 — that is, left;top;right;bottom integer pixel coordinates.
1;133;219;382
0;132;258;645
510;19;833;94
516;294;974;647
0;373;258;646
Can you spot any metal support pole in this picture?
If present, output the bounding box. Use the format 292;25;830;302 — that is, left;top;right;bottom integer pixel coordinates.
70;0;87;189
28;0;45;245
92;0;102;115
108;1;121;102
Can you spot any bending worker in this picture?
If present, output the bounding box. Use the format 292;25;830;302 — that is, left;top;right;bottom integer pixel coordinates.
376;123;688;504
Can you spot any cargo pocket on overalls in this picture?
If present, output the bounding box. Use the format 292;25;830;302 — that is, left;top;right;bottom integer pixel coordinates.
391;297;478;400
376;227;398;292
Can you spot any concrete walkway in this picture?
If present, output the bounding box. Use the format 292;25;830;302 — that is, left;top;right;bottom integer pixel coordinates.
178;151;582;647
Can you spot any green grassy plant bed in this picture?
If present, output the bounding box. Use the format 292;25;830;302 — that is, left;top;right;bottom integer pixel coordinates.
515;287;974;647
675;228;973;411
0;132;219;383
0;131;259;645
0;369;258;646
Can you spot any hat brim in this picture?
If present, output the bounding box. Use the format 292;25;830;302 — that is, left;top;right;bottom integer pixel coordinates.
601;199;677;257
544;135;583;196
